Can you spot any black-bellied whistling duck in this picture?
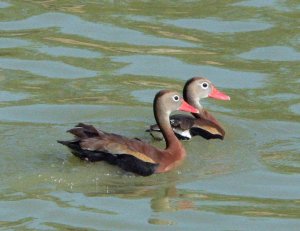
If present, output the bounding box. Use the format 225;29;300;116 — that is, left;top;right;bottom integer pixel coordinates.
57;90;199;176
147;77;230;140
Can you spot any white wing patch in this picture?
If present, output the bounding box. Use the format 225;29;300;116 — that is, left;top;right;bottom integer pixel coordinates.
173;128;192;139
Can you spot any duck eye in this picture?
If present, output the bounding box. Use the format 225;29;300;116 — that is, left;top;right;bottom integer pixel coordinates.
172;95;180;102
201;82;209;89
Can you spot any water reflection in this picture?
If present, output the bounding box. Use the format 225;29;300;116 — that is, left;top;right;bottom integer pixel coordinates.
36;45;103;58
0;1;10;8
112;55;267;89
0;58;98;79
290;103;300;115
131;89;161;103
0;104;149;124
0;12;196;47
239;46;300;61
0;91;29;102
0;38;30;48
0;0;300;230
232;0;290;11
164;18;273;33
4;181;297;229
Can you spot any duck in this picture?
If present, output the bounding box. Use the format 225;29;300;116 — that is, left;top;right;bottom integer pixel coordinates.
147;77;230;140
57;90;199;176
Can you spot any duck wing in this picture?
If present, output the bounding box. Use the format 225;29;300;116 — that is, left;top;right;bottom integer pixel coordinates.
191;110;225;139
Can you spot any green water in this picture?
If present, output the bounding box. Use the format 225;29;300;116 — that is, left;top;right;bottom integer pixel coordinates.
0;0;299;230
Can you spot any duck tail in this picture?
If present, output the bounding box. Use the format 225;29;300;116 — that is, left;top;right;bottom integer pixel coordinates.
67;123;101;139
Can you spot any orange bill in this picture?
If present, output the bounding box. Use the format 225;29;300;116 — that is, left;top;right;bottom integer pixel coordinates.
209;86;230;100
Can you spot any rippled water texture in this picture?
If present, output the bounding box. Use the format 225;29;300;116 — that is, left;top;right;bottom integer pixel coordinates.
0;0;299;230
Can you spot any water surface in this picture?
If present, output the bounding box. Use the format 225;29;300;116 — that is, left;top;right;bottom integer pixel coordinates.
0;0;299;230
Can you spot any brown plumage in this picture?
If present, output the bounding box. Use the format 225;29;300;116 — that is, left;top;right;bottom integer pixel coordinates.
58;90;199;176
147;77;230;140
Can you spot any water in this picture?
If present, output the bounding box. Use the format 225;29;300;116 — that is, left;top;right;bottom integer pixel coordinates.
0;0;299;230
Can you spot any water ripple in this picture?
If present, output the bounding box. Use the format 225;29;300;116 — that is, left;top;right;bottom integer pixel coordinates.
0;1;10;8
0;91;30;102
0;58;98;79
164;18;273;33
233;0;296;12
0;37;31;48
233;0;280;7
0;198;118;230
0;104;148;124
131;89;160;103
0;12;196;47
290;103;300;115
180;170;300;199
112;55;267;89
239;46;300;61
36;46;103;58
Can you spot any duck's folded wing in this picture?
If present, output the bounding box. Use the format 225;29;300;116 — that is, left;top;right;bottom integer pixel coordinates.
192;110;225;138
79;136;159;176
192;119;225;137
80;137;157;164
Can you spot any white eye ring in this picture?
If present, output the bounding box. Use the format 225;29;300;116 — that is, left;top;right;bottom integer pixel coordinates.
172;95;180;102
200;82;209;89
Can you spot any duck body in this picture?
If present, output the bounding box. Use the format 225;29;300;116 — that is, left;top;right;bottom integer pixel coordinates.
171;109;226;140
148;111;224;140
147;77;230;141
58;90;198;176
58;123;159;176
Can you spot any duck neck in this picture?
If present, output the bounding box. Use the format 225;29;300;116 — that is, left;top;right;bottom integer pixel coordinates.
185;94;205;118
189;98;219;125
154;102;182;151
